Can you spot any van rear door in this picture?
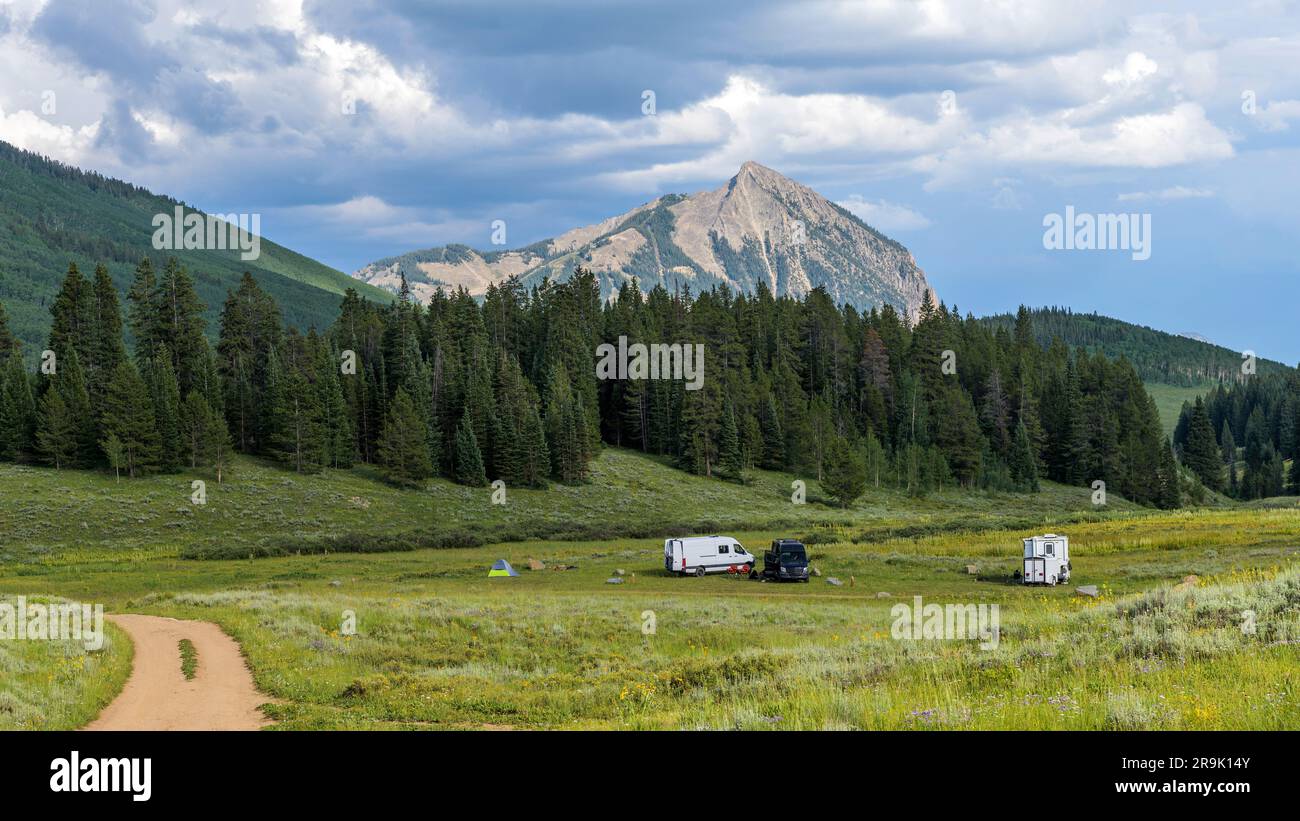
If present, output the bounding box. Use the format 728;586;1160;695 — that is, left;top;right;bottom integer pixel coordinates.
665;540;684;572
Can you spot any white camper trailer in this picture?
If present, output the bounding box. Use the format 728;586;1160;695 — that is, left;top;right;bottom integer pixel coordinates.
664;535;756;577
1022;534;1070;585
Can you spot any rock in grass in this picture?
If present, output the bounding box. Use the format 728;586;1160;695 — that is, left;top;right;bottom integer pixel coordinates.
875;591;891;598
812;567;822;577
1075;585;1099;598
605;577;624;585
966;564;978;575
826;577;843;586
527;559;545;571
615;568;625;576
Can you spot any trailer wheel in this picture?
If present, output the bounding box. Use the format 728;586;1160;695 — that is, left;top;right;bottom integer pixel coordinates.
694;566;706;578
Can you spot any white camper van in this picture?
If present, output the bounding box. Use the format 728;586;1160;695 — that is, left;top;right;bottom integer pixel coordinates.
664;535;756;577
1022;534;1070;585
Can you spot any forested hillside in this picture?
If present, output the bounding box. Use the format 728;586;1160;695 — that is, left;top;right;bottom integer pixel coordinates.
1174;373;1300;500
981;307;1291;386
0;140;391;363
0;259;1193;510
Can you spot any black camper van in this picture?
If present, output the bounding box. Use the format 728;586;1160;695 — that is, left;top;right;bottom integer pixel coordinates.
762;539;810;582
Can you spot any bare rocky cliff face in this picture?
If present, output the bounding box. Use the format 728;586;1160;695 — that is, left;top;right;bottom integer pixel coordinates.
353;161;935;320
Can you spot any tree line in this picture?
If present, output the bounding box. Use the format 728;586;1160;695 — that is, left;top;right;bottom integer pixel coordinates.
1175;373;1300;500
2;259;1183;508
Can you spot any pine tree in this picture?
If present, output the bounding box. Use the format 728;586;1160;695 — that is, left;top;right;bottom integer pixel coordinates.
679;378;723;476
35;387;76;468
101;360;160;478
89;263;127;416
520;405;549;488
1183;397;1223;491
126;257;158;362
1009;419;1039;492
48;263;94;366
822;435;867;507
717;401;744;481
0;350;36;460
377;388;432;485
453;415;487;487
180;390;214;469
1157;437;1181;509
758;392;785;469
147;347;184;471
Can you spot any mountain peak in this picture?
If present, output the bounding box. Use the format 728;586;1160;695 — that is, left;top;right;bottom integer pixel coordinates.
733;160;787;186
353;163;936;320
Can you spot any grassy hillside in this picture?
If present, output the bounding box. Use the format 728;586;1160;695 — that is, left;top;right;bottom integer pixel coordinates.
0;447;1154;569
0;140;391;361
1146;381;1214;437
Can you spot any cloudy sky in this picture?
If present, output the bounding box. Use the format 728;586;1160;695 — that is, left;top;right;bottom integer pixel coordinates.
2;0;1299;360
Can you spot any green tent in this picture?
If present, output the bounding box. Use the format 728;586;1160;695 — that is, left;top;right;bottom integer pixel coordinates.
488;559;519;578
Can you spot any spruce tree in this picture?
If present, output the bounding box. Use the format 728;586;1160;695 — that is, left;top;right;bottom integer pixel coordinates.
35;387;76;469
377;388;432;485
1157;437;1181;509
147;347;184;471
1183;397;1223;491
717;401;744;482
89;263;127;415
0;350;36;460
180;390;214;469
101;360;160;477
822;436;867;507
520;405;549;488
452;415;487;487
1009;419;1039;492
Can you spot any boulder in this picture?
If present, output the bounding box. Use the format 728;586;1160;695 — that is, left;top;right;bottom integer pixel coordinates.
1074;585;1099;598
826;577;843;586
875;592;891;599
966;564;979;575
527;559;545;571
605;577;624;585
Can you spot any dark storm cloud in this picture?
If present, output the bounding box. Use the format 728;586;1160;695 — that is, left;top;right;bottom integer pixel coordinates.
31;0;174;87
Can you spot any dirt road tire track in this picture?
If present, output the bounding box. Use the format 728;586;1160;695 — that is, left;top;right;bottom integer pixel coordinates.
85;614;274;731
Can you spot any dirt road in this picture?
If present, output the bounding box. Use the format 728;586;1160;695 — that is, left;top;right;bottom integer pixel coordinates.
85;614;274;731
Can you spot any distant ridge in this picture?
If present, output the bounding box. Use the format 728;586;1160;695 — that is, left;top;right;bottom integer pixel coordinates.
980;307;1292;386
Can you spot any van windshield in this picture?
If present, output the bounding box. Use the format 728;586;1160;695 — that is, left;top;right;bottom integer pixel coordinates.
780;550;807;565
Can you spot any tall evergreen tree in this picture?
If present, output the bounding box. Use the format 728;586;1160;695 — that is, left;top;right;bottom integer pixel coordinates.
100;360;160;478
452;415;487;487
377;388;432;485
1183;397;1223;491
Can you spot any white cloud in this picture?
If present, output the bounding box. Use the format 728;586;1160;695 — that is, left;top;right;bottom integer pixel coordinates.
1117;185;1214;201
836;195;931;231
1103;52;1158;88
1255;99;1300;132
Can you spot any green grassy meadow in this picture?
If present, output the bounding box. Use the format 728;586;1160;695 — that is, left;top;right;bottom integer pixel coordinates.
2;448;1299;730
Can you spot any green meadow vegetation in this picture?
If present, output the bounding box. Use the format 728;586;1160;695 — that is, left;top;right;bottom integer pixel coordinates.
0;601;130;730
2;447;1298;730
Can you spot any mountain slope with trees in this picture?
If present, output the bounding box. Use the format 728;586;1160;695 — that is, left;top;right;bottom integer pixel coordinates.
980;306;1292;386
0;140;392;364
